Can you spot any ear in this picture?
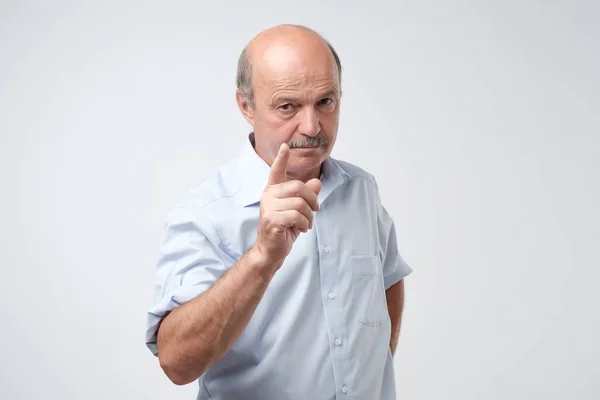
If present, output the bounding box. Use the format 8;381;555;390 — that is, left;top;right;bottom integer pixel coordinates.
236;90;255;126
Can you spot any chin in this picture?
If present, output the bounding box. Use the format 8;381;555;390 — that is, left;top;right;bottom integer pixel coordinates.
288;148;327;177
291;147;326;163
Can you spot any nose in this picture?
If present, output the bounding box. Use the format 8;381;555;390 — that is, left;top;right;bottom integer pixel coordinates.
297;106;320;137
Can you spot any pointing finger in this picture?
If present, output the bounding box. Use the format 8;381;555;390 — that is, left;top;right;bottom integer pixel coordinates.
268;143;290;185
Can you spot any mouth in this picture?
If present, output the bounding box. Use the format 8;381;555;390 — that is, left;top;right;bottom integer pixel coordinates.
290;143;323;149
291;146;323;152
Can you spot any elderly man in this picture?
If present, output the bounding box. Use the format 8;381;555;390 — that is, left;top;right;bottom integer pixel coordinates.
146;24;413;399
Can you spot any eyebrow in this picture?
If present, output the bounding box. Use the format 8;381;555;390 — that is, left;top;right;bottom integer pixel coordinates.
272;95;300;106
318;90;339;100
271;90;339;106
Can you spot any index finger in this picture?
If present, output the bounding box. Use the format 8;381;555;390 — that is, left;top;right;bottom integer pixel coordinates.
268;143;290;185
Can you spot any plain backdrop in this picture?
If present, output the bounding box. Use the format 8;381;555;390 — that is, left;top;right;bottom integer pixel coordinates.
1;1;599;399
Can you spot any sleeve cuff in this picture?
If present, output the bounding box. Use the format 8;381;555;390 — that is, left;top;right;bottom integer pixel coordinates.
145;284;209;357
384;256;413;290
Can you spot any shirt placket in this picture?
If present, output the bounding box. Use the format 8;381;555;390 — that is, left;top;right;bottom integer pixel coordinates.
315;207;353;398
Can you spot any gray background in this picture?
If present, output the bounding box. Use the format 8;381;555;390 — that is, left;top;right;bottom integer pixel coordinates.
1;0;598;399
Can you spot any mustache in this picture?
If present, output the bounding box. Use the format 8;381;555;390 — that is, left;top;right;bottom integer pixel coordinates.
288;135;329;148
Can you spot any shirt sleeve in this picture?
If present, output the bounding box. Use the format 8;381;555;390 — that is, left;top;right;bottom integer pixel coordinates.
375;181;413;290
145;205;230;357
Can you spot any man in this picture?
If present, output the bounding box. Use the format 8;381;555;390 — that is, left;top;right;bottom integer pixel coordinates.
145;24;413;399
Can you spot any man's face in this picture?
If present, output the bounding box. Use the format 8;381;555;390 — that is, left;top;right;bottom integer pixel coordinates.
238;48;341;181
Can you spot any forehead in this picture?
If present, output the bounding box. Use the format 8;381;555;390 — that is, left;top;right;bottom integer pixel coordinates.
252;44;339;95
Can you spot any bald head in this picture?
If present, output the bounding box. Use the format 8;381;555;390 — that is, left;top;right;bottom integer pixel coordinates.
236;25;342;107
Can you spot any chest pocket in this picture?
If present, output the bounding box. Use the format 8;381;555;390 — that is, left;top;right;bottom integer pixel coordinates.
350;255;388;327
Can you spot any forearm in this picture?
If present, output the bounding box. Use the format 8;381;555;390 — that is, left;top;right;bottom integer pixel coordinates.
386;279;405;356
157;248;278;385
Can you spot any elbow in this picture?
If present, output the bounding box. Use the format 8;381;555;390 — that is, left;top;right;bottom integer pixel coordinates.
159;355;201;386
162;366;188;386
158;347;213;386
167;373;195;387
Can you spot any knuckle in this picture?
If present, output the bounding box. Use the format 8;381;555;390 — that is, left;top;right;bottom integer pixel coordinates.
289;180;305;194
293;197;305;209
261;189;273;201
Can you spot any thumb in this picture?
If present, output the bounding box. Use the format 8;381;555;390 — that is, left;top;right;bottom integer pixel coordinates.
305;178;322;196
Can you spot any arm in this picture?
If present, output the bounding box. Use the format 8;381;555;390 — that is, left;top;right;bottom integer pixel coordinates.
386;279;405;356
157;247;278;385
155;144;321;386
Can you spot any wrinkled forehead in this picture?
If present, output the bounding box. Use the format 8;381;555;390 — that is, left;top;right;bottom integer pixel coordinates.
252;44;340;93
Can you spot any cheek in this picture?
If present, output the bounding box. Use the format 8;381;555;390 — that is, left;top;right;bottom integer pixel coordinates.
256;114;297;145
319;113;339;134
268;115;298;138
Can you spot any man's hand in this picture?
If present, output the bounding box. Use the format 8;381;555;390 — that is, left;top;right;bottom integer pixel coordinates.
253;143;322;269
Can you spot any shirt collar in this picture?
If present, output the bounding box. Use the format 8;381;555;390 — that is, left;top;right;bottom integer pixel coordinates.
236;133;350;207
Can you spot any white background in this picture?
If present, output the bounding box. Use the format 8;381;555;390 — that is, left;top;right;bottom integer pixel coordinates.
1;1;599;399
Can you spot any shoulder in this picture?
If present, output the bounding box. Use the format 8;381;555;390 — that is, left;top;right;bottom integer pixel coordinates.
166;158;242;223
332;158;379;189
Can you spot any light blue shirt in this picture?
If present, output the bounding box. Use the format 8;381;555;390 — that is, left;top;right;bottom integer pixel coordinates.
146;134;413;399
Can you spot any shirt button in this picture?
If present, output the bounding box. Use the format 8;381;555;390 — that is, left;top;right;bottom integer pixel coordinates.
324;245;330;253
341;385;348;394
335;338;342;346
328;292;335;299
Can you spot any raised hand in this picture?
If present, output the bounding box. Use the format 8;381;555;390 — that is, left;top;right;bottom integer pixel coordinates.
253;143;322;268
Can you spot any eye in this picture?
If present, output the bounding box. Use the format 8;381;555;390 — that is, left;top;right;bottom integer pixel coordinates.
278;103;294;111
318;98;334;107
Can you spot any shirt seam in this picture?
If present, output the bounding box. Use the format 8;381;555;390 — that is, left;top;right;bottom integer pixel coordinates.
198;199;237;260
